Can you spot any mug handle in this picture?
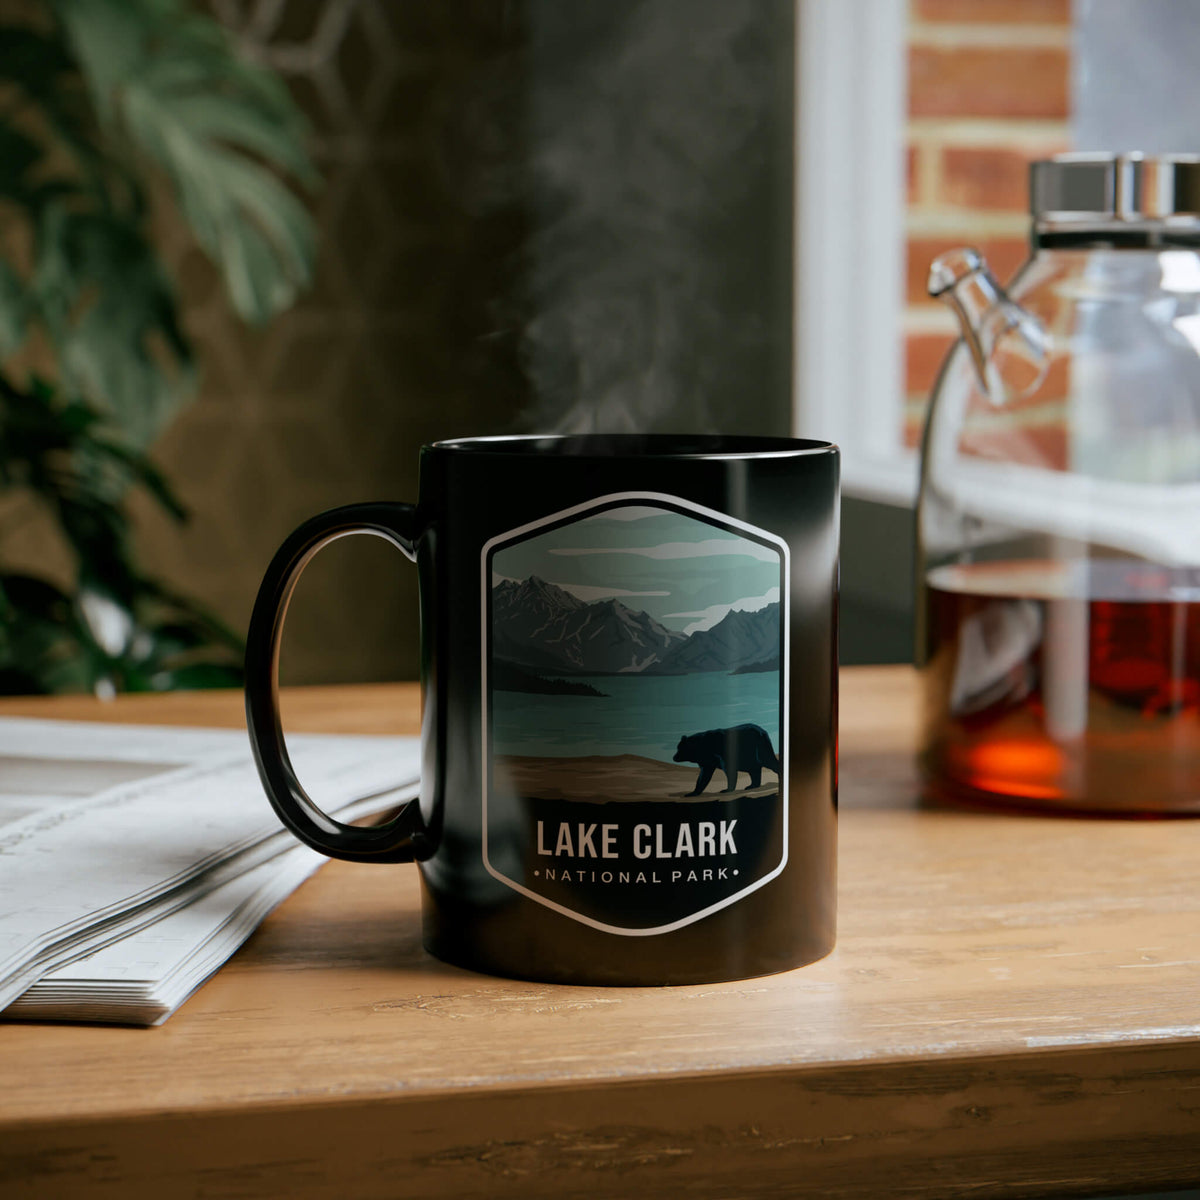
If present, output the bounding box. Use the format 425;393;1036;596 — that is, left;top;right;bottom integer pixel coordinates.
245;502;428;863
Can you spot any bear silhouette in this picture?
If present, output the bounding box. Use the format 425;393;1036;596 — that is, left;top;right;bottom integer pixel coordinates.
673;724;780;795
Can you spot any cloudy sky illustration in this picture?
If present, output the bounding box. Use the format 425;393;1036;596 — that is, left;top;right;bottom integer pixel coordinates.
492;504;781;633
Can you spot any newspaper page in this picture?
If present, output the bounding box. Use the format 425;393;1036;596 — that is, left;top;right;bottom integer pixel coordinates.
0;718;420;1022
6;783;416;1025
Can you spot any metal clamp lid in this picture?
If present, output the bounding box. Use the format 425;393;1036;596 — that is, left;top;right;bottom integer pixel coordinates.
1031;153;1200;224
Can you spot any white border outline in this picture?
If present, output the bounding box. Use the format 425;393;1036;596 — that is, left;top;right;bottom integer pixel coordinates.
479;490;791;936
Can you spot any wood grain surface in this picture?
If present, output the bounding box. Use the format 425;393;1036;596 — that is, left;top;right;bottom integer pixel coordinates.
2;668;1199;1199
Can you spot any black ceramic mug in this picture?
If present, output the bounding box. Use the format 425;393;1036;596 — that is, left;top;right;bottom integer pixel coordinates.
245;434;838;985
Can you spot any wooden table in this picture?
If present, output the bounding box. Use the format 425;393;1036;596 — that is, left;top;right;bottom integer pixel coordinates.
2;667;1199;1199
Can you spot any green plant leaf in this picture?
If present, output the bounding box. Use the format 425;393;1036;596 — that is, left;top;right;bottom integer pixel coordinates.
55;0;318;324
0;28;76;108
0;558;245;696
0;25;112;201
29;204;195;442
0;125;42;202
0;261;27;355
0;1;300;695
89;435;187;521
49;0;148;124
0;374;186;605
0;572;98;694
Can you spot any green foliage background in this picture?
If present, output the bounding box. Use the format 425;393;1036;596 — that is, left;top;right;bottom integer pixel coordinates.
0;0;316;693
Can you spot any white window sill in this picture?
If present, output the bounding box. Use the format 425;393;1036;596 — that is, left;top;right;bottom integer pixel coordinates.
841;451;919;508
793;0;911;513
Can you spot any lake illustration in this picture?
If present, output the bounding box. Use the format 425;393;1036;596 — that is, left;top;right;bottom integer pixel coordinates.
488;500;785;806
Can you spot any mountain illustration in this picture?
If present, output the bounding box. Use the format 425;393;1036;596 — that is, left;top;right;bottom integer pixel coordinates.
650;602;781;675
492;577;687;675
492;577;780;677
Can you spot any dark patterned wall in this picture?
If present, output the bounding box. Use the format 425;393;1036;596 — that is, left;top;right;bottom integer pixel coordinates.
131;0;793;685
135;1;531;685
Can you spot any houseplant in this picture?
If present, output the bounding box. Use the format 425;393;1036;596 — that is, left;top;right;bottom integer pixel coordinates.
0;0;316;693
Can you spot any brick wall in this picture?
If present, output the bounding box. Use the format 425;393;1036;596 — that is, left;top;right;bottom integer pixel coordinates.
903;0;1072;447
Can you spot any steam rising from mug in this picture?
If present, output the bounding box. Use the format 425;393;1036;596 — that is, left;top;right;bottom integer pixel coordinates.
512;0;793;435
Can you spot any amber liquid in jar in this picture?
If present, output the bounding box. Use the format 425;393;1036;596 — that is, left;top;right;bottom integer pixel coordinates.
921;560;1200;814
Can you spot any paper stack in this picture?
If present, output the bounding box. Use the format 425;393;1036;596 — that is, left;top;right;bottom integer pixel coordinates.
0;718;420;1026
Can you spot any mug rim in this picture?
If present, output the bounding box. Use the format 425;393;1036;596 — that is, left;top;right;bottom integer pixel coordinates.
428;434;838;460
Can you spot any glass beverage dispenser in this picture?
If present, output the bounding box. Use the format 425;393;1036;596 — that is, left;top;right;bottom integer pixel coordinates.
918;153;1200;814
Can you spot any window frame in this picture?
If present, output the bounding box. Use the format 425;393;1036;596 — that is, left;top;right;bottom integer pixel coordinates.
793;0;917;507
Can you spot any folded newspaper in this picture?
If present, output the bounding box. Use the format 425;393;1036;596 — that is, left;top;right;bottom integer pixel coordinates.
0;717;420;1026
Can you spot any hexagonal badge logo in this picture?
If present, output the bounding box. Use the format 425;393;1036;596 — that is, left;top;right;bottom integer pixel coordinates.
480;492;789;935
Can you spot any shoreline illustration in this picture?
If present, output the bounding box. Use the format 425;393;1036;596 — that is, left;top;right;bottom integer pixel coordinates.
495;753;780;805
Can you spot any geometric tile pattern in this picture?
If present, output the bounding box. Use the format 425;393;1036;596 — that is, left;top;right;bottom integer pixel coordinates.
131;0;795;685
135;0;531;684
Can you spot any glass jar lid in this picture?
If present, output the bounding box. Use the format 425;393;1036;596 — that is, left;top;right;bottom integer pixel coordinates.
1031;153;1200;229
